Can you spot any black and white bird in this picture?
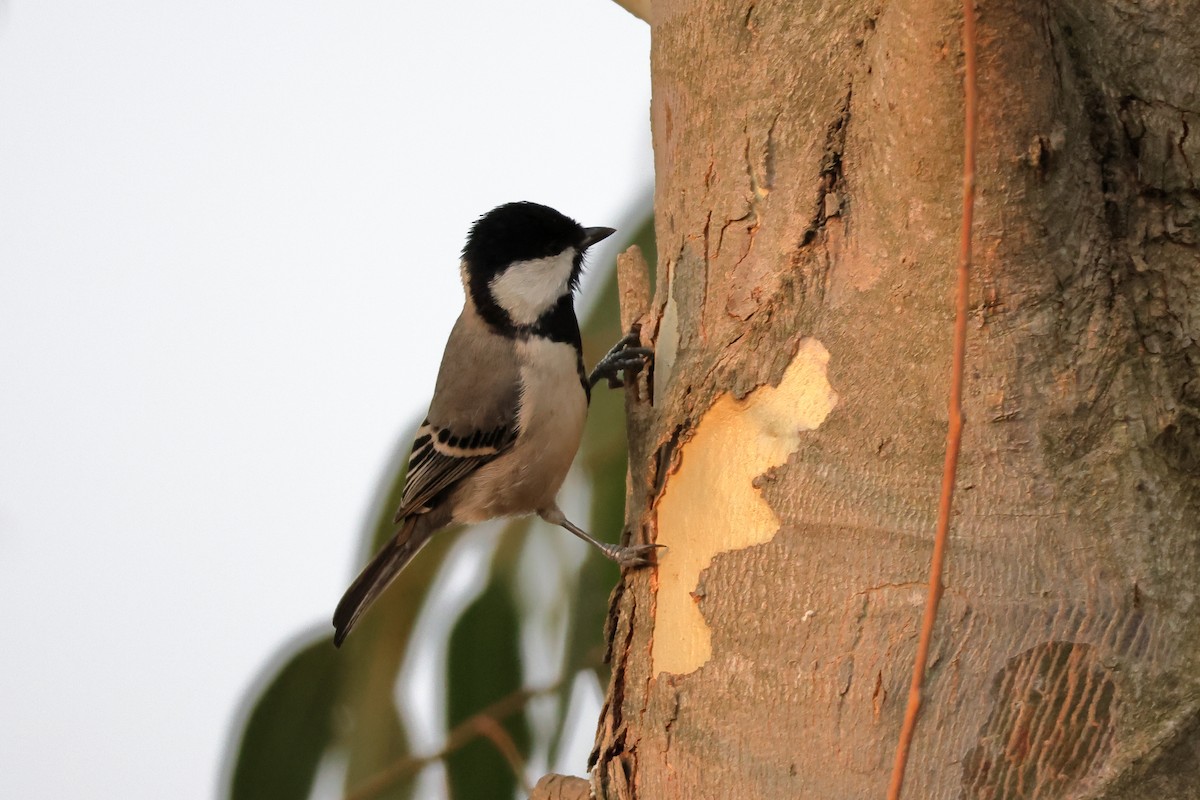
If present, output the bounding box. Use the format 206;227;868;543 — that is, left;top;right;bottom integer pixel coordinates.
333;201;658;647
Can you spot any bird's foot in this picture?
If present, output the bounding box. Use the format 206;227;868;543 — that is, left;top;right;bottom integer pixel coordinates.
599;541;666;569
589;331;654;389
542;505;664;568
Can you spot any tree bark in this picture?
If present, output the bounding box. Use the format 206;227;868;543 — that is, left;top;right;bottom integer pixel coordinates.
592;1;1200;798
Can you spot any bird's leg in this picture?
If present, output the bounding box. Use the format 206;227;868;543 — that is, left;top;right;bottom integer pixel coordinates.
538;506;663;568
588;330;654;390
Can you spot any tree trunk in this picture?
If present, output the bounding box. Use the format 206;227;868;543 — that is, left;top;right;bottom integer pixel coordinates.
591;1;1200;798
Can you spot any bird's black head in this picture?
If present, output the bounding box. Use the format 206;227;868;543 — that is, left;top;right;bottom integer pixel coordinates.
461;201;614;336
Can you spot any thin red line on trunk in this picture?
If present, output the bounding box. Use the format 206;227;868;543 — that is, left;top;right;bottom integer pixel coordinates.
886;1;977;797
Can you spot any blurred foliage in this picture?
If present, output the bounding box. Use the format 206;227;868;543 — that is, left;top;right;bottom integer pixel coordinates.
445;531;529;799
229;636;339;800
225;212;656;800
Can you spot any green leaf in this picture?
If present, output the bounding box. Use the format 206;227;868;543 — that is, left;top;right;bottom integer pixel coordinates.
228;633;340;800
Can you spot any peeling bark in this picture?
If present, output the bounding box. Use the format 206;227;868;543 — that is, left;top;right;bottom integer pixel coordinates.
594;1;1200;798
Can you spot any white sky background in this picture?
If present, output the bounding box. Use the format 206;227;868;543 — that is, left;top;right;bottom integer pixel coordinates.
0;2;651;797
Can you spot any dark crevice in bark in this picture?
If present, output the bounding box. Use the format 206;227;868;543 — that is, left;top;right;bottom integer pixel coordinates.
591;588;638;783
602;579;626;667
651;424;686;499
801;88;852;248
1177;115;1196;192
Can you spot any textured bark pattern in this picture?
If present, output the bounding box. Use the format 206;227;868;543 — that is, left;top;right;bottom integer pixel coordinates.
528;773;591;800
594;1;1200;798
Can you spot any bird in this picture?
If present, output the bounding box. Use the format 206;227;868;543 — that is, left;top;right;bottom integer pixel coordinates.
332;201;659;647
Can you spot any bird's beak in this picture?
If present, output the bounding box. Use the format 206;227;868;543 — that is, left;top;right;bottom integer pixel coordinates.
581;226;616;249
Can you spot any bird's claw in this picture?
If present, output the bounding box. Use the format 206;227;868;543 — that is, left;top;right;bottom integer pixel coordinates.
601;542;666;568
590;331;654;389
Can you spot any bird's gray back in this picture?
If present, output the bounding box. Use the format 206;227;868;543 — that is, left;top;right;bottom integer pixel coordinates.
427;307;522;433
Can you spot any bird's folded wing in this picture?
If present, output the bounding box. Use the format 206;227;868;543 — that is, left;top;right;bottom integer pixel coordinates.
395;307;524;522
393;420;516;521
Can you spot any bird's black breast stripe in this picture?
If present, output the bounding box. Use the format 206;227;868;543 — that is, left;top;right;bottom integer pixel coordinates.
577;353;590;402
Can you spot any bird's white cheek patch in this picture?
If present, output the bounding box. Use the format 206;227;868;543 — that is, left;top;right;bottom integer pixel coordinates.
651;337;839;677
489;250;576;325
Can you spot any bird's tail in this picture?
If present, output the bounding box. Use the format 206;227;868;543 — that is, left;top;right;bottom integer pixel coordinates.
332;515;432;647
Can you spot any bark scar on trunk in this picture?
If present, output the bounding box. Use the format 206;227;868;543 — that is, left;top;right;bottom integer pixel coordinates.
962;641;1119;799
650;337;839;676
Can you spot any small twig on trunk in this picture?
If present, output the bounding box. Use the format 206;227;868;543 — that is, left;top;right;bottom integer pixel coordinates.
886;1;977;798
